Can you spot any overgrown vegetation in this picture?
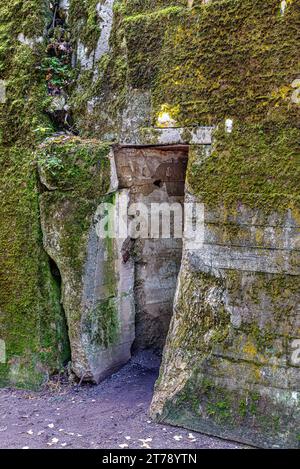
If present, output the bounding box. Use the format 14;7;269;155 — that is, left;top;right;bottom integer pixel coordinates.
0;1;70;388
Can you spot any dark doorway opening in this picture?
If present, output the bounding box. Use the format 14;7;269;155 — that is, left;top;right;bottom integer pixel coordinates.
114;145;189;362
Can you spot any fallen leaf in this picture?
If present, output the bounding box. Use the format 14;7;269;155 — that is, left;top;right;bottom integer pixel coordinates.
141;442;151;449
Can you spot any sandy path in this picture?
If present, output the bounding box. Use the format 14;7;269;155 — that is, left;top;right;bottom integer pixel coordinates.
0;354;245;449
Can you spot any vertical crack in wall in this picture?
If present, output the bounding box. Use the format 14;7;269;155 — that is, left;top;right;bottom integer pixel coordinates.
34;2;75;372
48;257;71;365
43;1;75;133
36;166;72;368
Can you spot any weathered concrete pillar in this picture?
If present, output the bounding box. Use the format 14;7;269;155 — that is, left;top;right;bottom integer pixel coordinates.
151;140;300;449
38;138;136;383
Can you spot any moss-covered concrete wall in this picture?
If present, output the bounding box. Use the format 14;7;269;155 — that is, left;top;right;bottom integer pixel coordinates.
37;137;135;383
150;195;300;447
125;0;299;448
0;1;71;388
0;0;299;448
69;1;299;139
64;0;298;448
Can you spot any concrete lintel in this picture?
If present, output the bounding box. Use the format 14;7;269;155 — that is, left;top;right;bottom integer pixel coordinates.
119;126;214;146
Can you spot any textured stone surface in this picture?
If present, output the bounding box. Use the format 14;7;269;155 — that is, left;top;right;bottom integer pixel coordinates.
81;190;136;382
38;139;136;383
38;143;190;379
151;183;300;449
0;1;71;389
74;1;114;73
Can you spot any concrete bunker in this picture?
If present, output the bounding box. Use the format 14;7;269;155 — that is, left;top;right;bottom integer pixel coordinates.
39;137;200;384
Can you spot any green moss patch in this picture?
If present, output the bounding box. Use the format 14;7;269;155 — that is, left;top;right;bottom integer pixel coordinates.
152;0;299;127
187;123;300;211
0;1;69;388
0;146;70;389
69;0;101;53
37;136;111;195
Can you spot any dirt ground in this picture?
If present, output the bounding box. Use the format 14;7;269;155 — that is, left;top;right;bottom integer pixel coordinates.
0;352;246;449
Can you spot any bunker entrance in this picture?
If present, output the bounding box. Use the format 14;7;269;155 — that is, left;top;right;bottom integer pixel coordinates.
114;145;189;360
